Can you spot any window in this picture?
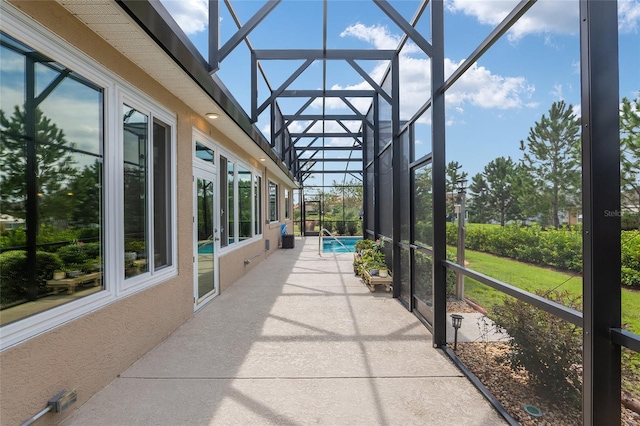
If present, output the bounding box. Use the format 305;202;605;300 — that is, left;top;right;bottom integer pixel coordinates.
219;153;262;249
123;105;149;277
0;21;177;349
219;155;228;247
195;142;214;163
152;120;172;270
238;165;251;240
122;107;173;279
285;189;290;220
254;175;262;235
0;32;104;325
228;161;235;245
269;180;278;222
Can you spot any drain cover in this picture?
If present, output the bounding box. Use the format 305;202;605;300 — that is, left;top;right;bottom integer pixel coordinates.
523;404;543;418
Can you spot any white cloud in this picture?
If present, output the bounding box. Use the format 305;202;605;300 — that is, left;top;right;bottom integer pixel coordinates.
330;23;537;123
446;0;578;42
340;23;420;54
619;0;640;33
551;83;564;100
159;0;208;35
446;0;640;40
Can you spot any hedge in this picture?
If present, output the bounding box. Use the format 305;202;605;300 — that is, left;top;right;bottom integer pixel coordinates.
445;223;640;287
0;250;62;304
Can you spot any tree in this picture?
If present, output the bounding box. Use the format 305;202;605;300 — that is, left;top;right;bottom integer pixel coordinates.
520;101;581;228
483;157;520;226
511;163;543;225
445;161;467;221
620;94;640;229
0;106;78;224
468;173;493;223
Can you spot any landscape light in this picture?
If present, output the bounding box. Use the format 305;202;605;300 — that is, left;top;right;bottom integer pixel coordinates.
451;314;464;351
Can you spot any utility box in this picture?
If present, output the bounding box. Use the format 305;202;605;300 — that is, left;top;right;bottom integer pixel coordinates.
282;234;295;249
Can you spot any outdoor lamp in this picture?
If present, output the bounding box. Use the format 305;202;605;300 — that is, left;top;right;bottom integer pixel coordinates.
456;177;468;194
451;314;464;351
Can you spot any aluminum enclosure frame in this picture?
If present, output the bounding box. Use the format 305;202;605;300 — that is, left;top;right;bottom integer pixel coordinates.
118;0;631;424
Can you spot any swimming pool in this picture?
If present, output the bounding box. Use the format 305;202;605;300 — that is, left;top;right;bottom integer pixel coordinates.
322;236;362;253
198;242;213;254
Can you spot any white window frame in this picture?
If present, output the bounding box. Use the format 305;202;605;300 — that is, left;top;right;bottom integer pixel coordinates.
0;4;177;351
209;147;263;254
118;92;177;295
268;180;279;223
285;189;291;221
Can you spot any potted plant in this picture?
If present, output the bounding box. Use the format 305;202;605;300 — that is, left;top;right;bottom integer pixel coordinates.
354;238;375;255
53;270;66;280
65;264;83;278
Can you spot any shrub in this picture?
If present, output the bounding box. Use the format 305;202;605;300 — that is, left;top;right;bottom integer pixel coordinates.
125;240;145;254
324;221;334;233
335;221;346;235
56;244;89;266
622;231;640;287
80;242;101;259
354;238;375;253
346;221;358;236
0;250;62;304
491;290;582;406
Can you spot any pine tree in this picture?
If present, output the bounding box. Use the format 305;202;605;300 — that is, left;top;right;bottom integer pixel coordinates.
468;173;492;223
519;101;581;228
0;106;78;223
470;157;520;226
620;94;640;229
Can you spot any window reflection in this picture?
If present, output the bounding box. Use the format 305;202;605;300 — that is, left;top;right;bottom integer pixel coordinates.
123;105;149;278
0;33;103;325
238;165;251;240
269;181;278;222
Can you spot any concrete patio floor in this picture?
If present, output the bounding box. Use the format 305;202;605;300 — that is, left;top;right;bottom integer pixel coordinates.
62;237;506;426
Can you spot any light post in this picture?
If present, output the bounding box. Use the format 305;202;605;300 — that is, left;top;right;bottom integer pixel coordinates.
456;178;467;300
450;314;464;351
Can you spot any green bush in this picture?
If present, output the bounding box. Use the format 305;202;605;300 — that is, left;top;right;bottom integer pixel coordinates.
335;221;346;235
0;250;62;304
621;231;640;287
447;223;583;272
354;238;375;253
491;290;582;406
346;221;358;236
80;242;101;259
56;244;89;266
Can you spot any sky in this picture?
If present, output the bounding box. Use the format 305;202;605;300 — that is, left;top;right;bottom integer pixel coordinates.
159;0;639;182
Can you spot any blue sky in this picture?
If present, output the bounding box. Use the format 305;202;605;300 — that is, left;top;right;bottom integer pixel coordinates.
159;0;640;180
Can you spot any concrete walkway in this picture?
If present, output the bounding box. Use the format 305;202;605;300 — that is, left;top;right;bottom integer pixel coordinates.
63;238;506;426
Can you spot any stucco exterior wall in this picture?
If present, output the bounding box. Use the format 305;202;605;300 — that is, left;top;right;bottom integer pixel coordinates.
0;2;294;425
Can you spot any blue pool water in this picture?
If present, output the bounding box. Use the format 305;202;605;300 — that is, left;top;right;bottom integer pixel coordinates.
322;236;362;253
198;242;213;254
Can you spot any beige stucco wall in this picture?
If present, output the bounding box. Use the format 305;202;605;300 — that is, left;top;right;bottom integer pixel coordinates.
0;2;294;425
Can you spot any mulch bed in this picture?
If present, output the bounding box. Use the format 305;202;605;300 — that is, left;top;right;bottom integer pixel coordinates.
455;339;640;425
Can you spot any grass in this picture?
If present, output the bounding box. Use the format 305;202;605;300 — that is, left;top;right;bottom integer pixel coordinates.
462;248;640;332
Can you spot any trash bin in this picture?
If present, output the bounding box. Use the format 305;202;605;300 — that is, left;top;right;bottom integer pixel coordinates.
280;224;294;249
282;234;295;249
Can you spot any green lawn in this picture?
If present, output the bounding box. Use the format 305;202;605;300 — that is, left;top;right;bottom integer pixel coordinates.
462;249;640;332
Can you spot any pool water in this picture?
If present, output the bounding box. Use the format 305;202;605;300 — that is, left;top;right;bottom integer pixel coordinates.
198;242;213;254
322;236;362;253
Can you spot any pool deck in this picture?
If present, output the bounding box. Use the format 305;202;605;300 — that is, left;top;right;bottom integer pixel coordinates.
62;236;506;426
